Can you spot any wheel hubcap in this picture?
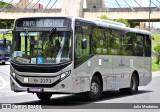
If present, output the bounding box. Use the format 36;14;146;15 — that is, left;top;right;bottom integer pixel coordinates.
91;82;99;94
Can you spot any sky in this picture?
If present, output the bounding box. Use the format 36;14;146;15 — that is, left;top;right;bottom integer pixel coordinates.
1;0;160;28
2;0;159;8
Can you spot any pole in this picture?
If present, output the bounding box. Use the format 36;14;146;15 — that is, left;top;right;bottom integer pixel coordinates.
149;0;151;31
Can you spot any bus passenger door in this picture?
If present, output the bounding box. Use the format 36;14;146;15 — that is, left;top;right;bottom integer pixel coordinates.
74;23;91;92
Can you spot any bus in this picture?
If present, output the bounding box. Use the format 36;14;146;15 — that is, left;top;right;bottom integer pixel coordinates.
0;30;12;65
10;16;152;101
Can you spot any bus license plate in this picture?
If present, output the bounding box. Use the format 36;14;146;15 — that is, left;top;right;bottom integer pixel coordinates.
31;78;52;84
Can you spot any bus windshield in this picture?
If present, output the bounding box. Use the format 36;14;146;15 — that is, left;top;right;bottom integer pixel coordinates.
11;31;72;64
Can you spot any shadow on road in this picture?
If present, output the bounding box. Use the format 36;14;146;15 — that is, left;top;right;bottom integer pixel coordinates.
0;63;10;66
17;90;152;106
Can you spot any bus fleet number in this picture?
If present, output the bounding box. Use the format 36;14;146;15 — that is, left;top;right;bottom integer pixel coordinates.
40;79;52;84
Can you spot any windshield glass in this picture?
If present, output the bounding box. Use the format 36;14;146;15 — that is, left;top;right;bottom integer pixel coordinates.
11;31;72;64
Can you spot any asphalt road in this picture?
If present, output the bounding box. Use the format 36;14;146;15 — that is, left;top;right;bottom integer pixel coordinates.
0;63;160;111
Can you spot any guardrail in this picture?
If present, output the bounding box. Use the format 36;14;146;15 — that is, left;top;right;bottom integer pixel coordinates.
0;7;158;13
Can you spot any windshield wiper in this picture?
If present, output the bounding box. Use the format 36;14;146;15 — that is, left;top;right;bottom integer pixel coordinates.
44;28;57;42
24;28;34;45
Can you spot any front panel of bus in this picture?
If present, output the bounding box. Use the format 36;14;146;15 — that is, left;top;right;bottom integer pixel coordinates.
10;17;76;93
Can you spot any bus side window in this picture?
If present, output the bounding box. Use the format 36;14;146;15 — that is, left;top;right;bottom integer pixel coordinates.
110;30;123;55
93;27;107;54
92;26;99;54
145;35;151;57
135;34;144;56
122;32;136;56
92;26;109;55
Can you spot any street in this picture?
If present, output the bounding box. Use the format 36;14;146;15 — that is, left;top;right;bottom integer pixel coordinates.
0;63;160;109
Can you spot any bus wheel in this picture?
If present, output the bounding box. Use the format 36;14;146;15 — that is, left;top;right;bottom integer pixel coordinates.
120;74;138;94
88;76;102;101
2;62;5;65
36;93;52;101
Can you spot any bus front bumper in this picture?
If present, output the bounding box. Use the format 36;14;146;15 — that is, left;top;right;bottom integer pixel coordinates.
10;74;74;93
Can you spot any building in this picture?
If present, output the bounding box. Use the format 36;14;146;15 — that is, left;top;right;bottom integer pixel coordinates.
17;0;29;9
12;0;43;9
86;0;103;9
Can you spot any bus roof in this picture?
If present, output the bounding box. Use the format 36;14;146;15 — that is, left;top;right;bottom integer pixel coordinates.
15;16;151;36
73;17;151;35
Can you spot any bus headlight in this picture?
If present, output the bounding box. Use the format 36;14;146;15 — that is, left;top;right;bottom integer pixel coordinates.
60;70;71;80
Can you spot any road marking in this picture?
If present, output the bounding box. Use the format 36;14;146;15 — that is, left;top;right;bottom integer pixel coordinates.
0;76;7;90
0;72;10;76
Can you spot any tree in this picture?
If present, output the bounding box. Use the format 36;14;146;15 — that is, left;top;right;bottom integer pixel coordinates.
0;1;14;8
115;18;130;27
98;15;113;21
129;22;140;28
0;20;14;29
98;15;131;27
154;43;160;64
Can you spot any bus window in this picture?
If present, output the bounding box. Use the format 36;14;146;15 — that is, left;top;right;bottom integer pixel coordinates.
109;30;123;55
135;34;144;56
122;32;136;56
145;35;151;57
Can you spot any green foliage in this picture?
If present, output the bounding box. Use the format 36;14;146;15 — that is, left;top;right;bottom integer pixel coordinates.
152;33;160;51
98;15;141;28
115;18;130;27
98;15;130;27
0;33;12;40
129;22;140;28
154;43;160;55
0;20;14;29
0;1;14;8
98;15;113;21
152;57;160;71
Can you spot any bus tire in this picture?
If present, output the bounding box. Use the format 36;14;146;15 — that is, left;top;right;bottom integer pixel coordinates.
120;74;138;94
88;76;102;101
36;92;52;101
2;62;5;65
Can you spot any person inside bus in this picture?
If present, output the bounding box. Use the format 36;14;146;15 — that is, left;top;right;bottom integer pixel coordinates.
53;39;61;58
61;38;71;62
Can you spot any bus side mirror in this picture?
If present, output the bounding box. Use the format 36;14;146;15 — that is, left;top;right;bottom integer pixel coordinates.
81;38;87;49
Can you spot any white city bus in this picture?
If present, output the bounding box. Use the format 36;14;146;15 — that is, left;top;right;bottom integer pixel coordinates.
10;16;152;101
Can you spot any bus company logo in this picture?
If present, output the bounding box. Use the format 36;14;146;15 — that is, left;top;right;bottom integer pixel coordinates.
2;104;11;109
34;79;38;83
102;59;109;64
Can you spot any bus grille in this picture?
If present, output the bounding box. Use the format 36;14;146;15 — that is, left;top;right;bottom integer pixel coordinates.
11;61;72;73
13;66;59;73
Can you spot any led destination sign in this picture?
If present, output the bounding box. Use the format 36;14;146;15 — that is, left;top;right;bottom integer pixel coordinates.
17;18;69;28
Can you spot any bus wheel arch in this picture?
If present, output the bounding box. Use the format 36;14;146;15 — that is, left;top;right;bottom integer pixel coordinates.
120;71;139;94
92;72;103;91
87;72;103;101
